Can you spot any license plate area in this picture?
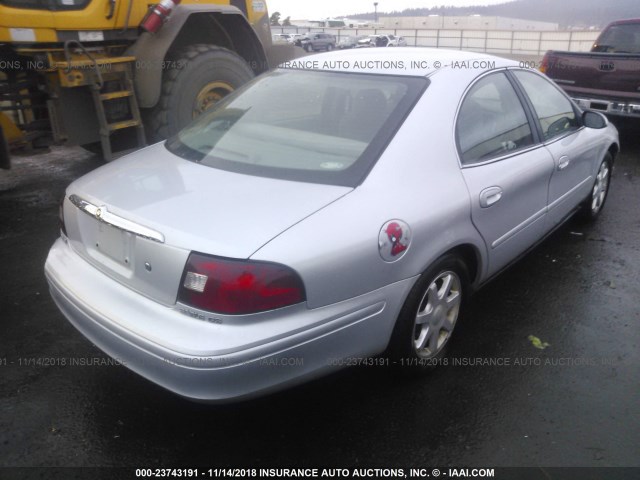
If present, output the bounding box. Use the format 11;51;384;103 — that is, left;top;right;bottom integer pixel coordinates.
95;223;133;267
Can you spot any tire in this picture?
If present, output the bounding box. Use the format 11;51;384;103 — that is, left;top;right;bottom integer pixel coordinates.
326;44;334;51
387;254;469;370
145;45;254;142
579;152;612;222
304;44;313;52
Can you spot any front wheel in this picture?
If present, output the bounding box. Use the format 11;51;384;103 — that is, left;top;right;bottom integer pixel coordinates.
387;254;469;369
579;152;612;222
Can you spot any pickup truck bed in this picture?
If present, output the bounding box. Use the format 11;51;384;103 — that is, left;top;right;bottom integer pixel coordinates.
541;19;640;118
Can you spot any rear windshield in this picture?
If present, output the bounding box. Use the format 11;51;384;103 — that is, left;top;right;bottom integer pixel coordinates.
593;23;640;53
166;69;427;187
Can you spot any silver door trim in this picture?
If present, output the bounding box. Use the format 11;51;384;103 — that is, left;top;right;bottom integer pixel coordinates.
491;205;547;249
547;176;592;211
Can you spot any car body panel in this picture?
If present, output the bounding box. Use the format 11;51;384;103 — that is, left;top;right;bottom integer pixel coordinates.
63;201;190;306
461;146;555;277
543;128;603;229
62;144;351;304
252;68;488;305
46;236;415;401
45;48;620;401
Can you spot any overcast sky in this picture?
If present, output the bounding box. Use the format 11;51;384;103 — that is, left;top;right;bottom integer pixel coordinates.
267;0;507;20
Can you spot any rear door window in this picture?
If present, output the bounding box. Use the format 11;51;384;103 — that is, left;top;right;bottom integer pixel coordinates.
456;72;535;165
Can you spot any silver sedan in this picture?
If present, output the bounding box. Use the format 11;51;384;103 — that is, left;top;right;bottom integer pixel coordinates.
45;48;619;402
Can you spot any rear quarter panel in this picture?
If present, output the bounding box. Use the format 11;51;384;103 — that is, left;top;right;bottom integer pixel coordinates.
251;69;488;310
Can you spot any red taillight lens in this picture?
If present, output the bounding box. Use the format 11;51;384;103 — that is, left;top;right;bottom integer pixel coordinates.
177;253;306;315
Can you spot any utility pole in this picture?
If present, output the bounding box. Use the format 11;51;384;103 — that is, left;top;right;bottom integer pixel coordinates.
374;2;378;24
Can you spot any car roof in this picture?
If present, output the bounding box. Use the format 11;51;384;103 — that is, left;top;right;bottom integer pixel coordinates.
282;48;517;78
607;18;640;26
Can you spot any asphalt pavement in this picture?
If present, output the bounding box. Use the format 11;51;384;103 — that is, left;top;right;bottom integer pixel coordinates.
0;123;638;474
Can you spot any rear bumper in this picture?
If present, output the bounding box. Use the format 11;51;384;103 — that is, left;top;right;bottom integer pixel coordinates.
571;96;640;117
45;237;414;402
550;80;640;117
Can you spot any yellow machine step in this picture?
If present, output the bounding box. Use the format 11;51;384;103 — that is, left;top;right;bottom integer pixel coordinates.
100;90;134;101
87;59;146;161
107;119;141;132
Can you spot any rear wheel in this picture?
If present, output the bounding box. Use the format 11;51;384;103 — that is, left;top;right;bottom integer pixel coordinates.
304;44;313;52
580;152;612;222
326;44;334;51
145;45;254;142
388;254;469;369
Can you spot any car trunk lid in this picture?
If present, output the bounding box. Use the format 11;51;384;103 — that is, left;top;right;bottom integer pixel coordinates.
62;144;351;306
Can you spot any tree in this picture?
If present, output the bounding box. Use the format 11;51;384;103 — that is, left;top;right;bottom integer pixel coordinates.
283;16;291;27
270;12;281;26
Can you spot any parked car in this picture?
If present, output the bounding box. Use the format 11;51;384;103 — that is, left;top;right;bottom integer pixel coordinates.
356;35;377;48
46;48;618;402
357;35;407;48
272;33;290;44
298;33;336;52
541;18;640;118
338;36;362;49
386;34;408;47
375;35;407;47
274;33;304;45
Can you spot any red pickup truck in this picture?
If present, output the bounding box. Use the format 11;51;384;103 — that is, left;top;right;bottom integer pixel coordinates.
540;18;640;118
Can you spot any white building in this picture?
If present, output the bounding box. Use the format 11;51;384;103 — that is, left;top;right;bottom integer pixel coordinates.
291;18;381;28
380;15;559;31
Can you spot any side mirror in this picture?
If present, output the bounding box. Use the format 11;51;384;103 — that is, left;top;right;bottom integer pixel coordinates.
583;110;608;129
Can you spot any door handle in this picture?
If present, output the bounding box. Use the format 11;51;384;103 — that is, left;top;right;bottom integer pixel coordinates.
106;0;116;20
558;156;571;170
479;186;503;208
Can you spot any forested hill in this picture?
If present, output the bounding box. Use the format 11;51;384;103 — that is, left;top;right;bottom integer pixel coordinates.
350;0;640;28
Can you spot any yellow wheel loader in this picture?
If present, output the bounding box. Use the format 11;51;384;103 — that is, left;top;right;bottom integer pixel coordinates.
0;0;296;168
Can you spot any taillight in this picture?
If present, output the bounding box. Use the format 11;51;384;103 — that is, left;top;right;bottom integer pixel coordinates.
539;53;549;74
177;253;306;315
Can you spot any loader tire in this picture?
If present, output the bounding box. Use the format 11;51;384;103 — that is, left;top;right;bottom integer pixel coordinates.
145;45;254;142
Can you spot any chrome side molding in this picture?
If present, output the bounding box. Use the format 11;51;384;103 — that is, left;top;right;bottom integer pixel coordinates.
69;194;165;244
